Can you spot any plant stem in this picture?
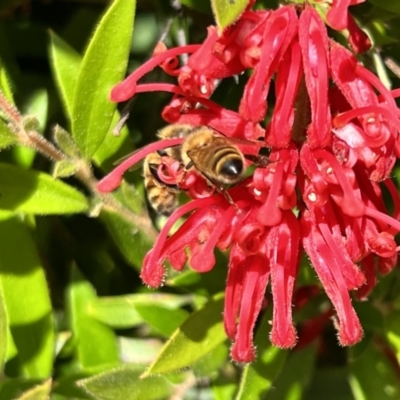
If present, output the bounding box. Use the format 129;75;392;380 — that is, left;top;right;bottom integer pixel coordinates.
0;90;158;241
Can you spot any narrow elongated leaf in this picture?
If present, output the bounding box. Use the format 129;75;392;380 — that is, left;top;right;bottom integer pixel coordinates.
0;62;14;103
101;208;152;268
349;341;400;400
118;338;163;364
49;35;134;169
211;0;249;32
88;293;192;329
49;31;82;116
92;113;135;171
53;125;80;158
52;159;78;178
71;0;136;159
236;312;288;400
66;265;119;369
263;343;317;400
14;380;52;400
144;294;226;376
134;304;189;337
0;119;17;150
0;163;89;214
368;0;400;13
0;282;7;370
0;211;54;378
78;365;172;400
180;0;212;13
385;311;400;363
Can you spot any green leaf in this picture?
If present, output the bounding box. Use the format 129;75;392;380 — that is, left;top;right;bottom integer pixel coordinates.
0;118;17;150
0;211;54;378
49;34;135;170
0;379;45;400
49;31;82;116
349;341;400;400
180;0;212;14
263;343;317;400
71;0;136;159
211;0;249;32
192;342;229;377
134;304;189;337
66;265;119;369
0;163;89;214
0;282;8;371
385;311;400;363
78;365;172;400
53;125;80;158
52;159;78;178
92;114;135;172
368;0;400;14
0;63;14;103
88;293;192;329
118;337;163;364
14;380;52;400
144;294;226;376
100;208;152;268
236;312;288;399
20;89;48;134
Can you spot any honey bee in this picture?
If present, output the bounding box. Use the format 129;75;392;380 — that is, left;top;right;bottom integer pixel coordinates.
144;124;266;215
143;151;179;216
143;124;193;216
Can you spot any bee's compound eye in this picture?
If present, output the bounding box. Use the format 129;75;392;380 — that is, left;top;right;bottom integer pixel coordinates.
221;158;243;177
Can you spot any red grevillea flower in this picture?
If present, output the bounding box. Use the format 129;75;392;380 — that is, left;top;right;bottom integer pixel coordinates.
98;2;400;363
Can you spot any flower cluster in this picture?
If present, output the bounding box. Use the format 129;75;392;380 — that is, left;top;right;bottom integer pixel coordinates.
98;0;400;363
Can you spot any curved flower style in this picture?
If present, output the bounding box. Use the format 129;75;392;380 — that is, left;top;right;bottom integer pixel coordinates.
98;2;400;362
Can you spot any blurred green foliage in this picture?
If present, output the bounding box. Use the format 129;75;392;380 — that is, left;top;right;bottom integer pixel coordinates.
0;0;399;399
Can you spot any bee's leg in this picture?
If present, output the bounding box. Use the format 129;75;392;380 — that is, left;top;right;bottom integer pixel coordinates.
219;187;239;211
205;177;239;212
245;154;270;167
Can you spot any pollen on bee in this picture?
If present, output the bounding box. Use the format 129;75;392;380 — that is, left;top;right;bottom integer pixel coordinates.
308;192;317;202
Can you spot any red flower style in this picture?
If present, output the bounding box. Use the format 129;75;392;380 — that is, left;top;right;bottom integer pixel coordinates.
98;3;400;362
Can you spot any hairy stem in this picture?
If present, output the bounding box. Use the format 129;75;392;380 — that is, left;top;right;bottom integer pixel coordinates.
0;90;158;241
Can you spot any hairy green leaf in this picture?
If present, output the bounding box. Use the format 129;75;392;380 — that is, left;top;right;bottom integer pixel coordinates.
144;294;226;376
100;208;152;268
78;365;172;400
368;0;400;14
0;65;13;103
0;163;89;214
88;293;191;329
50;34;134;170
53;125;80;158
349;341;400;400
180;0;212;13
52;159;78;178
14;380;52;400
263;343;317;400
0;282;7;371
0;119;16;150
0;211;54;378
70;0;136;158
134;304;189;337
211;0;249;32
236;312;288;399
66;265;119;369
49;31;82;116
